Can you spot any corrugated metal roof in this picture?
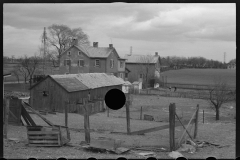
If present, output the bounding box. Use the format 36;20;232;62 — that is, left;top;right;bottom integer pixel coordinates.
124;54;159;64
50;73;125;92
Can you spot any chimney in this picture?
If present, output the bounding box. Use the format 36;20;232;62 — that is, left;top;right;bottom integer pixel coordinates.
93;42;98;47
155;52;158;56
72;38;78;46
109;44;113;48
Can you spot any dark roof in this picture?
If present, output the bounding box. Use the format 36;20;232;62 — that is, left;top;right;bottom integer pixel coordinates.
62;44;119;58
30;73;125;92
124;54;159;64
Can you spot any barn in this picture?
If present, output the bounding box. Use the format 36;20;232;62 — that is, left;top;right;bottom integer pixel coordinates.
29;73;125;113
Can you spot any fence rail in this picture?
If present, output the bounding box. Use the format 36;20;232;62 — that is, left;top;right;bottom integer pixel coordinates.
139;88;235;100
160;82;235;91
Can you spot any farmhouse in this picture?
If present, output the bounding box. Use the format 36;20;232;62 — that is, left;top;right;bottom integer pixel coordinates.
59;39;126;80
29;73;125;113
124;52;161;88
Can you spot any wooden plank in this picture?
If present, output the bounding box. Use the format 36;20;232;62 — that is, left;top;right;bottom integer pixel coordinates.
28;144;60;147
126;94;131;134
21;105;37;126
130;119;195;135
3;98;10;139
27;131;59;135
169;103;176;151
9;110;18;120
140;106;142;120
178;108;197;146
83;104;90;144
29;140;59;143
22;101;54;126
194;104;199;139
22;113;31;126
28;136;58;140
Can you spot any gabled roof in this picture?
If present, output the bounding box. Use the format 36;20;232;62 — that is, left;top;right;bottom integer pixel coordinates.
30;73;125;92
62;44;120;59
124;54;159;64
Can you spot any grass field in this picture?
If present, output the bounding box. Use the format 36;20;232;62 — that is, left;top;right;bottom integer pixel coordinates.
4;94;236;159
161;69;236;87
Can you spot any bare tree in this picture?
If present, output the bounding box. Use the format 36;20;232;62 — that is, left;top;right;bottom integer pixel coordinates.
207;78;235;120
18;55;41;86
45;24;90;65
12;66;21;83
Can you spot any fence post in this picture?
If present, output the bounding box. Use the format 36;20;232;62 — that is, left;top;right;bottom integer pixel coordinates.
65;101;70;139
4;98;10;139
169;103;176;151
140;106;143;120
203;110;204;124
126;93;131;134
194;104;199;139
83;102;90;143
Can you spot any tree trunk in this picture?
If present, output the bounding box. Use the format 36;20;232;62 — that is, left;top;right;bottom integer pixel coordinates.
216;107;220;121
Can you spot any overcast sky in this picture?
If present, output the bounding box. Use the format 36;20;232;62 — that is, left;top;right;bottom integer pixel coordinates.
3;3;236;62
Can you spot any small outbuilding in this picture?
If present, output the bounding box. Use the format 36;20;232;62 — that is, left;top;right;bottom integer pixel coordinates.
132;81;142;94
29;73;125;113
122;81;132;93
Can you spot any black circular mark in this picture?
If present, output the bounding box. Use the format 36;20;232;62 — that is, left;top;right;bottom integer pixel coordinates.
176;157;187;160
146;157;157;160
206;157;217;160
105;89;126;110
116;157;127;160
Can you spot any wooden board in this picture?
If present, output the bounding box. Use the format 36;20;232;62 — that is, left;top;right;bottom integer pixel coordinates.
130;119;196;135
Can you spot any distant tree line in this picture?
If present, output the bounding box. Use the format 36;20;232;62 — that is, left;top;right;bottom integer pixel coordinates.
160;56;229;71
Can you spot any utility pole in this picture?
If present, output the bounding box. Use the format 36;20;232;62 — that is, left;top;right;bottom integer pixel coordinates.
43;27;46;75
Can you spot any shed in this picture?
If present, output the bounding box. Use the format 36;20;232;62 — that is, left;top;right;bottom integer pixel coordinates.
132;81;142;94
29;73;125;113
122;81;132;93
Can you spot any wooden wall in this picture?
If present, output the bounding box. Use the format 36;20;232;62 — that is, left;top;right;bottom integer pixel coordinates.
30;77;122;113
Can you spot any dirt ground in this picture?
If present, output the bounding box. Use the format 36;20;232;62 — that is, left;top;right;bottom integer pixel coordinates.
3;95;236;159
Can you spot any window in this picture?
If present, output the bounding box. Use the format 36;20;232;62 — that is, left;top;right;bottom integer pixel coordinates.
64;59;71;66
67;51;71;56
139;73;143;79
78;59;84;67
125;73;128;78
110;59;114;68
78;51;81;56
120;61;124;68
119;73;124;79
95;59;100;67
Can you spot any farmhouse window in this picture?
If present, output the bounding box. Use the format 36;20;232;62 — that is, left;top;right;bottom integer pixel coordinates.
78;59;84;67
67;51;71;56
78;51;82;56
139;74;143;79
110;59;114;68
95;59;100;67
125;73;128;78
120;61;124;68
119;73;124;79
64;59;71;66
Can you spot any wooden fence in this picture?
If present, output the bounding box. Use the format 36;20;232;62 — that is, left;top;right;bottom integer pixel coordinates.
139;88;235;100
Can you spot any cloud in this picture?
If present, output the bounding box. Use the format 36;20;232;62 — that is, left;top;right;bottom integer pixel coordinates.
3;3;236;61
3;25;42;57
